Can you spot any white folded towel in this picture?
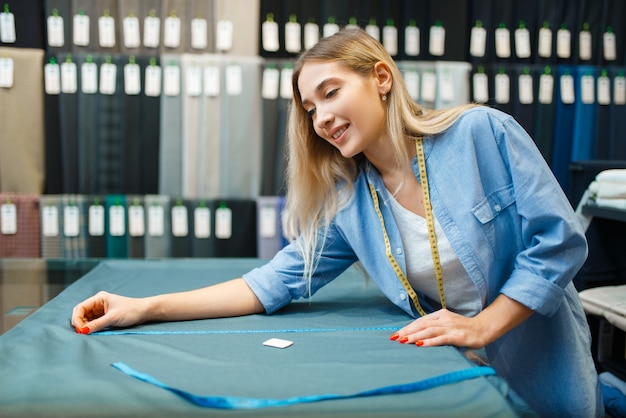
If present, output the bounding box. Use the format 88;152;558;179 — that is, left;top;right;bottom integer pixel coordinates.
596;169;626;183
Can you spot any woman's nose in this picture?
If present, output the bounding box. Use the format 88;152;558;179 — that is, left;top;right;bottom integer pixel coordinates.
315;107;333;129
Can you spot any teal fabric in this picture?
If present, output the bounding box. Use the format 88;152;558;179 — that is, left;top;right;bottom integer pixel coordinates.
0;259;521;417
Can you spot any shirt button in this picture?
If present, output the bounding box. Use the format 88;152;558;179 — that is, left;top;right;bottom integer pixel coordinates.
395;247;403;255
494;204;502;212
399;293;407;301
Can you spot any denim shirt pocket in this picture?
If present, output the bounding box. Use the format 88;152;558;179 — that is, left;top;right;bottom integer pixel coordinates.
470;183;516;225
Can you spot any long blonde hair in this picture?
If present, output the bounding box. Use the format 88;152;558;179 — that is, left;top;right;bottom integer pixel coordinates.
283;28;476;286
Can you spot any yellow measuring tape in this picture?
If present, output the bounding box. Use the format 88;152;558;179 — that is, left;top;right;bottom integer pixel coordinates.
367;137;446;317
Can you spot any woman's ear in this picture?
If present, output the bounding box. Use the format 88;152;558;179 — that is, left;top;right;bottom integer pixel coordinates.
373;61;393;93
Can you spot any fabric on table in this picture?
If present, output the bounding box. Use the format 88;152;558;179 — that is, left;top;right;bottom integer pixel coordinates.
0;193;41;258
0;47;45;194
0;259;522;417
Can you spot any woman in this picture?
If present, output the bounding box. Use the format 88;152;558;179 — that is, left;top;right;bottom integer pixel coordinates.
72;29;602;417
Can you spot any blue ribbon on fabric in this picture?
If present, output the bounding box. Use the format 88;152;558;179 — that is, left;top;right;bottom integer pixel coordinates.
111;361;497;410
94;326;400;336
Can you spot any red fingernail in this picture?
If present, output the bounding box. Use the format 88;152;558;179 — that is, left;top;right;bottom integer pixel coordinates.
80;327;90;334
415;340;424;347
399;336;409;344
389;333;400;341
75;326;81;334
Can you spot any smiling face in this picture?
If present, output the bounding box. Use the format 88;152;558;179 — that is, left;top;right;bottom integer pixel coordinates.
297;61;391;159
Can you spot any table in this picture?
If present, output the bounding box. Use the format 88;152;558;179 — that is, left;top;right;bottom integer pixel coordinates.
0;259;520;417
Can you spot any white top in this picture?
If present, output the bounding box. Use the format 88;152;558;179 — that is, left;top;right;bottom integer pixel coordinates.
387;192;481;316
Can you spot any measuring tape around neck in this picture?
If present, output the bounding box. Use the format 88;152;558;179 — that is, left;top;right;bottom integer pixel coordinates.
367;137;446;316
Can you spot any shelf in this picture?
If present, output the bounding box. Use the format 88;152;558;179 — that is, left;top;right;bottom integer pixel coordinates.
582;204;626;223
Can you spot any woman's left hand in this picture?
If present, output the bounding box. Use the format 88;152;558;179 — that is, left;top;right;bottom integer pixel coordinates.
390;294;534;349
390;309;488;349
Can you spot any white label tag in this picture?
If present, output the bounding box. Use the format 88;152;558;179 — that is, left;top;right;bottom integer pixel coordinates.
518;74;534;104
260;206;277;238
404;70;419;101
469;25;486;57
580;74;595;104
404;26;419;56
143;16;160;48
429;25;445;56
579;31;592;60
145;64;162;97
439;72;455;102
560;74;575;104
164;64;180;96
148;205;164;236
123;16;141;48
99;62;117;95
383;25;398;56
421;71;436;103
538;74;554;104
262;19;279;51
128;205;145;237
538;27;552;58
73;14;90;46
42;206;59;237
226;65;242;96
191;17;208;50
63;205;80;237
285;20;301;53
1;203;17;235
47;15;65;47
0;57;14;88
598;76;611;105
124;63;141;95
61;61;77;93
304;22;319;50
88;205;105;236
495;73;510;104
603;31;617;61
473;72;489;103
163;15;181;48
204;65;220;97
0;11;16;43
280;66;293;99
556;28;571;59
81;62;98;94
495;27;511;58
186;65;202;97
109;205;125;236
194;207;210;238
44;63;61;95
614;76;626;105
515;27;531;58
263;338;293;349
98;15;116;48
171;205;188;237
215;206;232;239
323;22;339;38
262;67;279;99
365;24;380;42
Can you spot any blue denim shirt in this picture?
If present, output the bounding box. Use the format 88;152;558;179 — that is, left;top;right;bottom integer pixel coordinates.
244;107;602;417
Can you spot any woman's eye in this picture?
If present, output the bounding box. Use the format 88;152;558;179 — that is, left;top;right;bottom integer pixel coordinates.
325;89;338;99
307;108;316;118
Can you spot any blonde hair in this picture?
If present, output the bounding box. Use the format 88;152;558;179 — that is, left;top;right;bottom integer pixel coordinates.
283;28;477;287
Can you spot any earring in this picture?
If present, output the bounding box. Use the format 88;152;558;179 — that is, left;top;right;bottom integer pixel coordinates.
382;92;388;101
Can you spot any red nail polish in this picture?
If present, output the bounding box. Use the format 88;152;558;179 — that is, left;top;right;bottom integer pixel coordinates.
399;336;409;344
389;333;400;341
75;326;81;334
80;327;90;334
415;340;424;347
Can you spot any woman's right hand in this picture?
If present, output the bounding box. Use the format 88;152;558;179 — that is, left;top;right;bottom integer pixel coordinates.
71;291;148;334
